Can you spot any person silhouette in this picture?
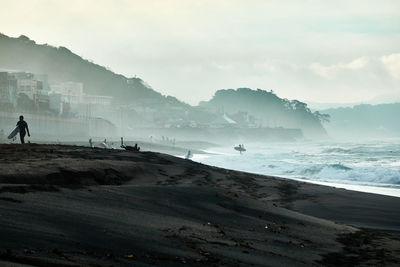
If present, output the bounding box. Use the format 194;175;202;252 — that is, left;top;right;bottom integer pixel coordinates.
16;115;30;144
185;150;192;159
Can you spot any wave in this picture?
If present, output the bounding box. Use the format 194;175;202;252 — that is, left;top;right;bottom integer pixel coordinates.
195;141;400;188
329;163;352;171
298;164;399;185
301;166;323;175
321;146;400;156
322;148;350;154
300;163;351;175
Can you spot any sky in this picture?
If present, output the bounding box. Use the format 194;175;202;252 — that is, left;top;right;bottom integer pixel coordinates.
1;0;400;105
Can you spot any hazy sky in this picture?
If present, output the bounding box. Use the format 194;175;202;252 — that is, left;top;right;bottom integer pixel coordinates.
1;0;400;105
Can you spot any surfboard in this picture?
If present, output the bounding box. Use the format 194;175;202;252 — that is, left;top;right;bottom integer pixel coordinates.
8;127;19;139
234;146;246;152
98;142;109;149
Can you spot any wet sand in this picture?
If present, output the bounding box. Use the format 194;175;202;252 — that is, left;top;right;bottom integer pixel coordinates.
0;144;399;266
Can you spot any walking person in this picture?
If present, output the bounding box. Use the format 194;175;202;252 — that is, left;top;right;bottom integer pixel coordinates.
16;115;30;144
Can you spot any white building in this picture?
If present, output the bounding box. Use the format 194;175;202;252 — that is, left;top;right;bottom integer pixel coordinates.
0;71;47;106
50;82;83;104
83;94;112;105
48;81;113;115
0;72;17;105
210;113;237;128
16;79;39;99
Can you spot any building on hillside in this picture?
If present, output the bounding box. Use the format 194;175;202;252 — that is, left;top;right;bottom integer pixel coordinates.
49;93;63;114
16;78;42;99
229;111;259;128
50;82;83;104
49;81;113;115
48;93;72;116
210;113;237;128
9;72;41;100
0;72;17;107
0;71;50;108
34;89;50;109
82;94;112;106
50;82;112;106
34;74;50;90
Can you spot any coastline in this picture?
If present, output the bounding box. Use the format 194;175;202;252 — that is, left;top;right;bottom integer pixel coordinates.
291;178;400;198
191;143;400;199
1;144;399;266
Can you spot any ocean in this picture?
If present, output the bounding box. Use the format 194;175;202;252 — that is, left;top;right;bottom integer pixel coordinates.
193;139;400;197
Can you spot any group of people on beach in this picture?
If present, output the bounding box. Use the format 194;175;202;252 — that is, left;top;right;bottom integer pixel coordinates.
11;115;142;153
10;116;141;153
88;137;140;151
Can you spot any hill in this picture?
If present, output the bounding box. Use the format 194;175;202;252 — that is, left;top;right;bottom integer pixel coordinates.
321;103;400;139
199;88;329;138
0;33;186;106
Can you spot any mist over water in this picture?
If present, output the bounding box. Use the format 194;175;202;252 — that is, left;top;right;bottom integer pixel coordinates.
193;139;400;194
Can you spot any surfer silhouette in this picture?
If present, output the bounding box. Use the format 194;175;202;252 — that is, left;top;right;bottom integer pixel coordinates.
185;150;192;159
16;115;30;144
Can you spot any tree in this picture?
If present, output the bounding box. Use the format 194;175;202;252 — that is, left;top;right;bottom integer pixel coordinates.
313;111;330;123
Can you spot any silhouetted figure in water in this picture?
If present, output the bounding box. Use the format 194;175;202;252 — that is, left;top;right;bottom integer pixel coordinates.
185;150;193;159
234;144;246;154
16;115;30;144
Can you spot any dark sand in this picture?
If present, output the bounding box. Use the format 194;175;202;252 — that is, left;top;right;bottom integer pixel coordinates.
0;144;399;266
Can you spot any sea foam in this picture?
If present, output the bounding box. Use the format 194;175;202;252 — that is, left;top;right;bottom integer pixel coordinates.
194;140;400;188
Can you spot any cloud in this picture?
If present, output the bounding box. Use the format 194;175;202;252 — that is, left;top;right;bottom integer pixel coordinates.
309;57;369;79
347;57;369;70
381;53;400;79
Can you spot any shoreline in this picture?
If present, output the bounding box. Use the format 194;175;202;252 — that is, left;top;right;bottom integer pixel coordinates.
291;178;400;198
191;144;400;199
1;143;399;266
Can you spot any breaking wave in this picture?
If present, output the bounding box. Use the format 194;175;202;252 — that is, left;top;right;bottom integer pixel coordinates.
194;140;400;188
322;148;350;154
300;163;352;176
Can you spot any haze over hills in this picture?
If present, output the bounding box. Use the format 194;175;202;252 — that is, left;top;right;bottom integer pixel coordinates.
320;103;400;139
0;33;329;139
0;33;187;107
306;101;365;111
306;92;400;111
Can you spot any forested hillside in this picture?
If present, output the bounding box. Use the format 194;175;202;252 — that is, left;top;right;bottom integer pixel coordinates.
0;34;185;106
200;88;329;138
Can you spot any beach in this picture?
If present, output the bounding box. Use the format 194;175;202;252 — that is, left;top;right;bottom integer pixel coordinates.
0;144;399;266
